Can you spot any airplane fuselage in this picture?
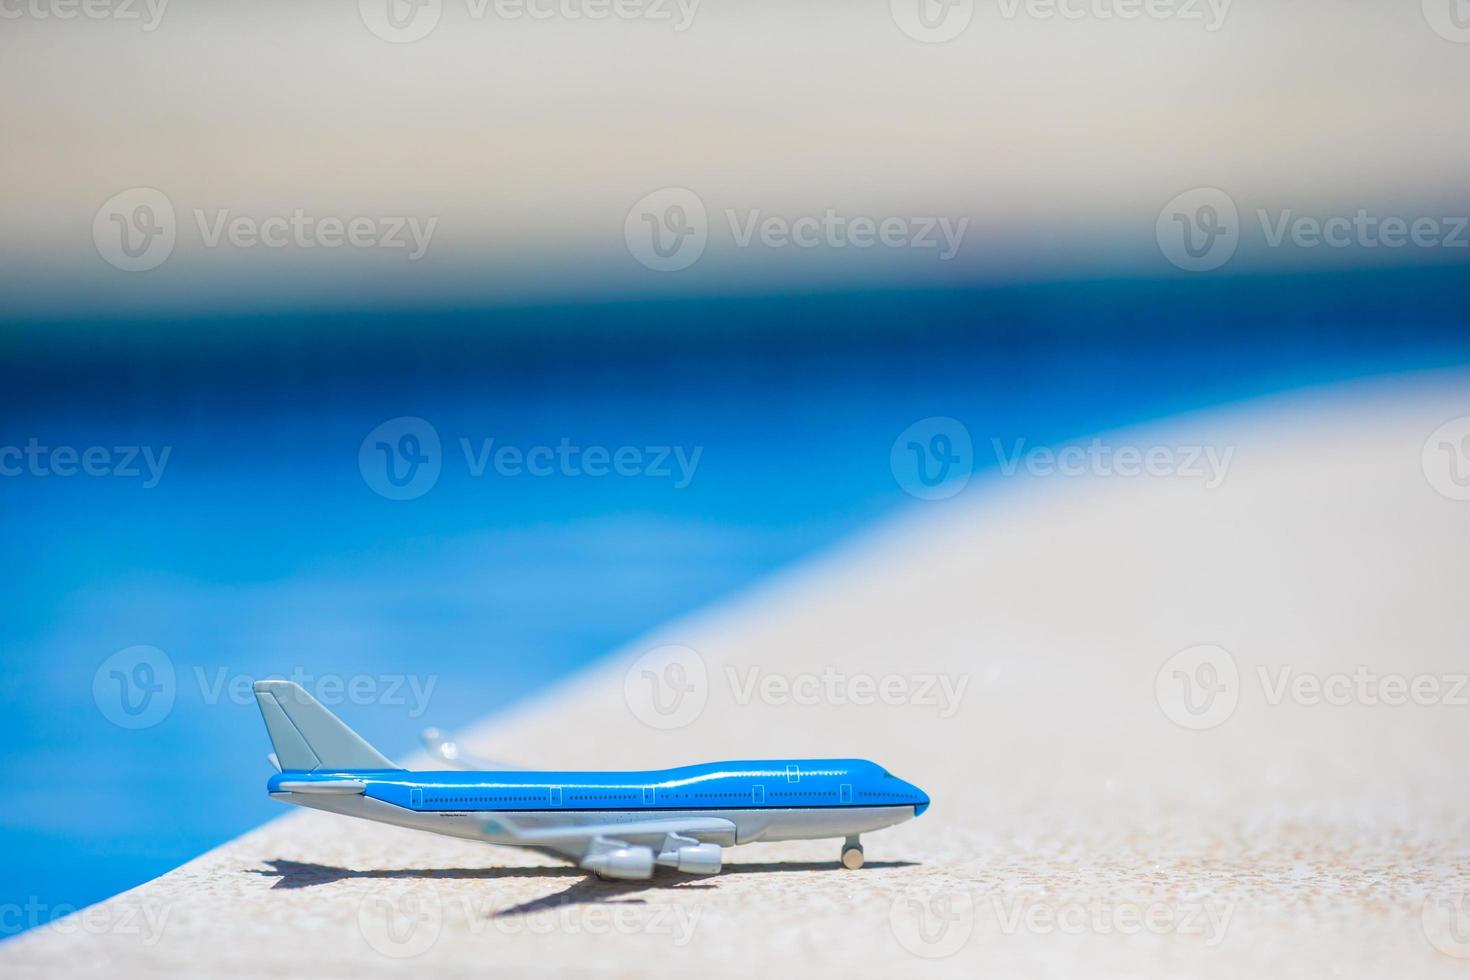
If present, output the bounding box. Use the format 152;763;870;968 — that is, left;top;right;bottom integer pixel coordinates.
253;680;927;878
269;759;928;850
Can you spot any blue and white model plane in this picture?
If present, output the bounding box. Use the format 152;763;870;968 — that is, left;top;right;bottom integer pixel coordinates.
254;679;929;879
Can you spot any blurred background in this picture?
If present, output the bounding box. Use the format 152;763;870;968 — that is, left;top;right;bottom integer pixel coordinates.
2;0;1468;940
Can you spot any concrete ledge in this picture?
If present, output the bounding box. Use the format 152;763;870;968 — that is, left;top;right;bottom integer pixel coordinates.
7;374;1470;978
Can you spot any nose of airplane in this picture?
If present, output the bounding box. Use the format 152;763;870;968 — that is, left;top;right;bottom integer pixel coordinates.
903;778;930;816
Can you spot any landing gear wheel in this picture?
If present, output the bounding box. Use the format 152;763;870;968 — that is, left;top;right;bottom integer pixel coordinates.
841;838;864;870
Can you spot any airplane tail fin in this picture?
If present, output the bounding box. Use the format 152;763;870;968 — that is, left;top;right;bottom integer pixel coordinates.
253;679;398;771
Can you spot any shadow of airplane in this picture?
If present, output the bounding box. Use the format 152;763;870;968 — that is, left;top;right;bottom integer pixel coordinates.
253;857;918;917
251;858;584;890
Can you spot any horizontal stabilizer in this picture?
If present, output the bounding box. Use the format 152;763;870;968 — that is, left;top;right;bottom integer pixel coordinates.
274;779;367;795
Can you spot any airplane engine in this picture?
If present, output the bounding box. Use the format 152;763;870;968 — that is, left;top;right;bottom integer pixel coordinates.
655;837;722;875
582;844;655;880
671;843;722;875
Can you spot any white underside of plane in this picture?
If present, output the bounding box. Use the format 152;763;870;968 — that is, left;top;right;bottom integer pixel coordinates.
255;680;923;879
274;788;916;877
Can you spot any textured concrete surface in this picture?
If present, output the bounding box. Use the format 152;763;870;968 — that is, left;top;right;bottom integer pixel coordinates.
6;371;1470;978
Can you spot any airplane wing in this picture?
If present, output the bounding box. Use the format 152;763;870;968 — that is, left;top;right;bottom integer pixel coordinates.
481;814;736;846
477;813;734;879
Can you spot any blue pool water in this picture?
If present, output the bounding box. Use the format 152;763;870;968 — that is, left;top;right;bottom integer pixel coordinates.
1;267;1467;936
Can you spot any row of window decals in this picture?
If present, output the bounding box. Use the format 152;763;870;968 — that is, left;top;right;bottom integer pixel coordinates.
406;780;867;808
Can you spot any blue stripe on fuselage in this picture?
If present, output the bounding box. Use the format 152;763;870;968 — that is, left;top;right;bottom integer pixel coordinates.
267;758;929;814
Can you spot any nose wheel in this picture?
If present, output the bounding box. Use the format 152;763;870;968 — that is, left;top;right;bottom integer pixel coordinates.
840;836;864;870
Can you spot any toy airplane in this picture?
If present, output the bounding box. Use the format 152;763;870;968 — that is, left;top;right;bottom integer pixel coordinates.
254;679;928;879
